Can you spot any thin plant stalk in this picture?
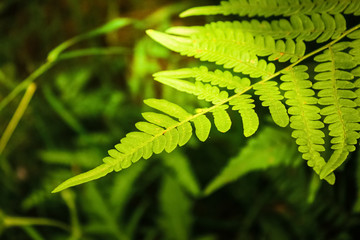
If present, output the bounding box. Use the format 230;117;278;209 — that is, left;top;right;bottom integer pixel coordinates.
4;216;70;232
0;83;37;154
0;63;52;113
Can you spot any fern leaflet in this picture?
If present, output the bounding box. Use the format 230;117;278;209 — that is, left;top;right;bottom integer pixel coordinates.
280;65;335;184
229;95;259;137
253;81;289;127
154;69;260;136
154;66;250;93
313;41;360;179
168;14;346;43
180;0;360;18
147;29;276;78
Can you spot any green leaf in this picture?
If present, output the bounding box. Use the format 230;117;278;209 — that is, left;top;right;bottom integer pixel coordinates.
191;115;211;142
253;81;289;127
142;112;179;128
314;45;360;179
179;0;355;18
144;98;192;120
154;77;197;94
135;121;164;136
229;95;259;137
164;129;180;153
52;164;113;193
211;107;232;133
177;122;193;146
146;29;192;53
153;135;167;154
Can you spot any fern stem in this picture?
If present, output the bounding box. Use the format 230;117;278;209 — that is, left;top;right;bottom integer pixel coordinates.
4;216;70;232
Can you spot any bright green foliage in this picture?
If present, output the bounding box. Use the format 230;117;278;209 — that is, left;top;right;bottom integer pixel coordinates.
166;22;307;63
253;81;289;127
229;95;259;137
154;66;251;93
211;106;232;133
280;65;335;184
54;0;360;192
168;13;346;43
154;76;229;104
313;41;360;179
154;68;259;136
180;0;360;17
191;115;211;142
147;29;276;78
53;98;221;192
4;1;360;239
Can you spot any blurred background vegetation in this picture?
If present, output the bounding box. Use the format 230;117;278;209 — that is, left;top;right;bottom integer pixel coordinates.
1;0;360;239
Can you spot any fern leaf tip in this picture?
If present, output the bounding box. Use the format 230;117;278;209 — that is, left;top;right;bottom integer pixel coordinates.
145;29;154;35
146;29;191;52
179;6;220;18
322;172;336;185
51;186;62;194
51;164;113;193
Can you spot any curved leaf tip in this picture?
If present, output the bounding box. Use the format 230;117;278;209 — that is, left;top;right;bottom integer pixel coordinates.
52;164;114;193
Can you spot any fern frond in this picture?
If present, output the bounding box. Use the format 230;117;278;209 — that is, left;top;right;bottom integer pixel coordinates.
147;29;276;78
153;76;233;133
53;99;208;192
313;42;360;179
183;24;305;62
229;95;259;137
144;99;193;146
253;81;289;127
160;25;307;63
154;66;250;93
154;71;258;136
280;65;335;184
53;1;360;193
180;0;358;18
168;14;345;44
154;76;229;104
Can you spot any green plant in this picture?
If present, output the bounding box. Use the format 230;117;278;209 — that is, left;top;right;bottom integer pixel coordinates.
53;0;360;193
1;2;200;238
